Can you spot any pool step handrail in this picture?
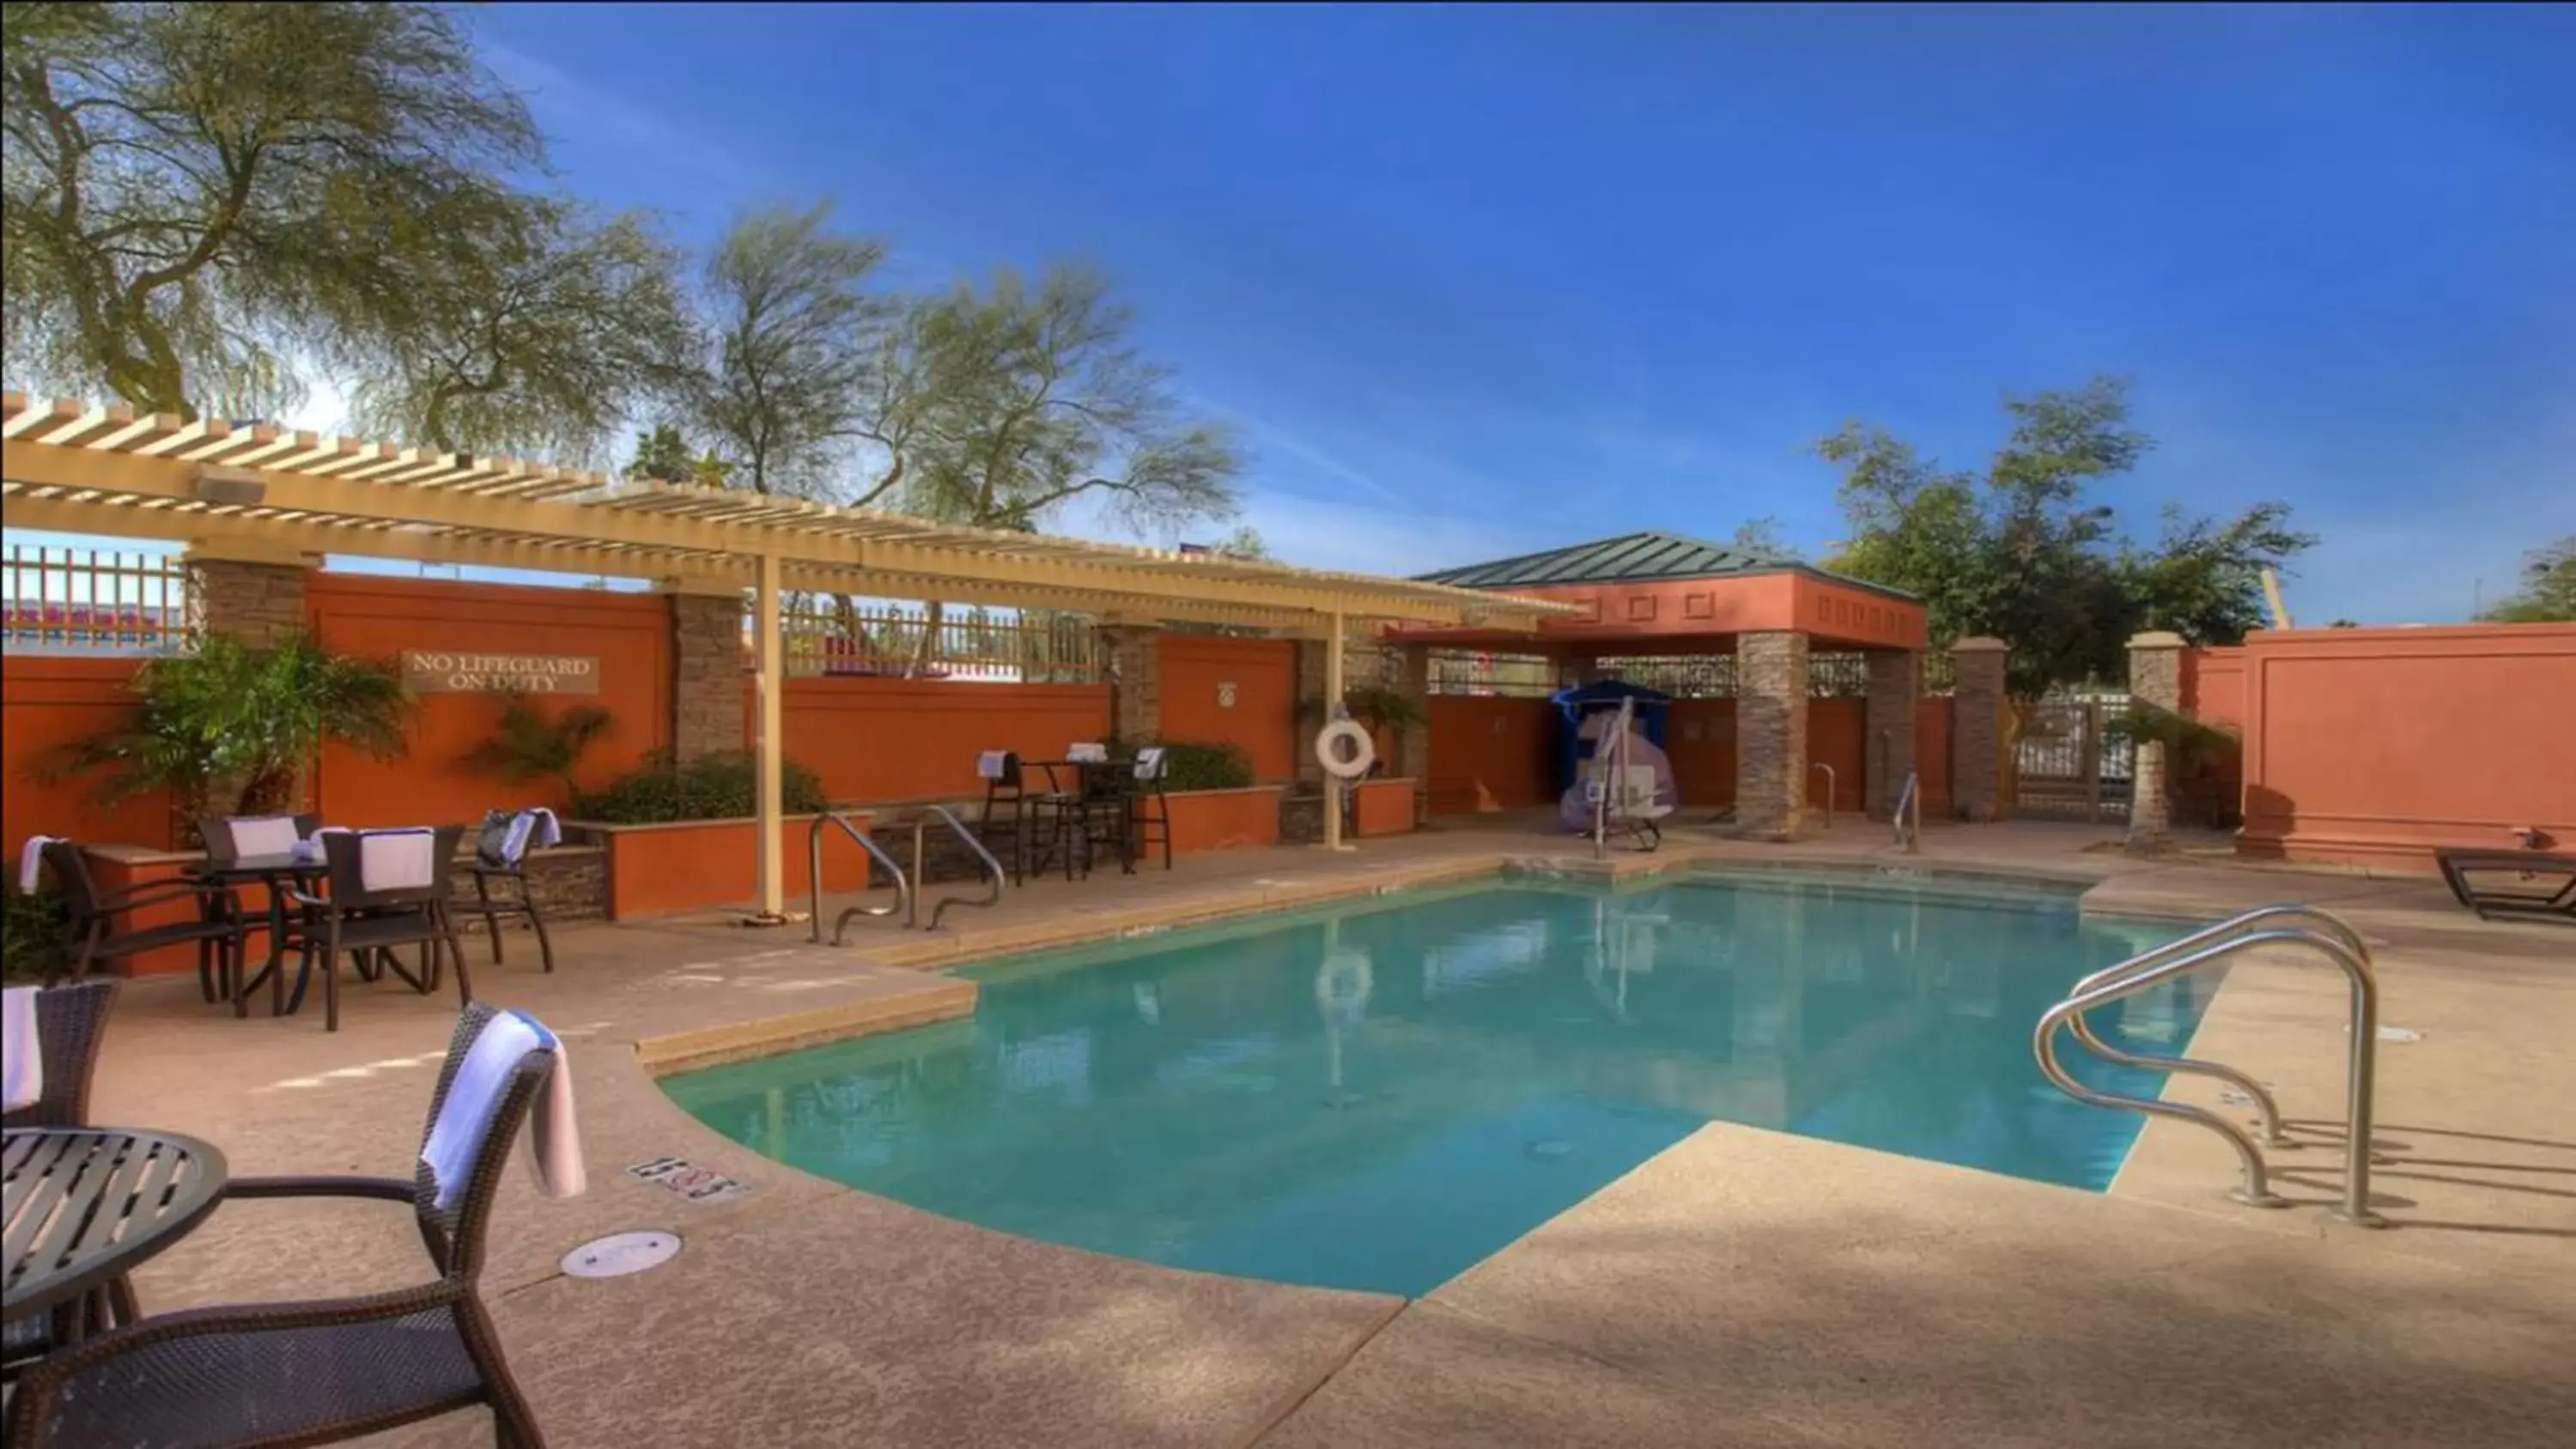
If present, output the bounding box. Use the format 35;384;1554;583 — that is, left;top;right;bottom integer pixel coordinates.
1810;762;1836;828
809;810;914;945
1891;770;1921;853
911;803;1007;931
2034;904;2385;1226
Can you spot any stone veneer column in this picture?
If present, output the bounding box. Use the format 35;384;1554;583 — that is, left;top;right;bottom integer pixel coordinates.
1734;631;1809;840
1391;640;1431;788
2125;630;2189;847
665;585;745;762
1101;625;1162;743
1294;638;1329;787
185;546;314;645
1863;649;1923;820
1949;637;2010;822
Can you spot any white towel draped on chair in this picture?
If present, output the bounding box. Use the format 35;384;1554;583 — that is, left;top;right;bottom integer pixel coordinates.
19;835;64;893
226;815;303;858
358;828;439;892
497;808;562;865
1067;742;1109;763
1134;747;1167;780
420;1009;587;1210
3;986;40;1113
976;750;1013;781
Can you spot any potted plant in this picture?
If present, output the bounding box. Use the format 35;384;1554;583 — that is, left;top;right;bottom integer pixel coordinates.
38;632;413;842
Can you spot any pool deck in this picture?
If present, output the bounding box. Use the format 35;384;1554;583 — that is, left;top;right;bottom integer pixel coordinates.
77;817;2574;1447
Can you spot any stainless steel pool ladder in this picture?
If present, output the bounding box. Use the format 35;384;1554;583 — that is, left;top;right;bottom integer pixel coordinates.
909;804;1006;931
2033;903;2386;1226
809;810;914;945
1890;770;1921;853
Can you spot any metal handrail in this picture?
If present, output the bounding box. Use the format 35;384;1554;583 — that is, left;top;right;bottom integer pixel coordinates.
808;811;912;945
910;804;1006;931
1810;762;1836;828
2034;920;2385;1225
1891;770;1921;852
2062;904;2372;1148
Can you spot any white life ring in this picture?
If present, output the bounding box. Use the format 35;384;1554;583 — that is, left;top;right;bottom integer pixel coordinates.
1315;719;1376;780
1315;948;1375;1017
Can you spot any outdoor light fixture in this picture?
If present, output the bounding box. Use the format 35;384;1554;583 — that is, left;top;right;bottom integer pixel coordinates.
191;464;267;506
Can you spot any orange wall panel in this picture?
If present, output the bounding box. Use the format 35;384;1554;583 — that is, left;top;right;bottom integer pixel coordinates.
3;656;173;852
1668;700;1736;809
1426;696;1552;815
1157;637;1298;781
1914;699;1954;820
306;575;672;829
2238;624;2576;870
1162;787;1284;853
1353;779;1419;837
596;815;877;920
769;677;1112;803
1807;699;1868;812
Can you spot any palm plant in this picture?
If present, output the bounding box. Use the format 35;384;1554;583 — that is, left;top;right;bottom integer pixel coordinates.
458;689;615;803
39;633;414;832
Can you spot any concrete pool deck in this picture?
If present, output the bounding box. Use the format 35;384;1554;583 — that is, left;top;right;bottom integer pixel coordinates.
75;819;2574;1447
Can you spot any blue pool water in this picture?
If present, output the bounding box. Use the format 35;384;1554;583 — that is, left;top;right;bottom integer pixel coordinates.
663;870;2207;1296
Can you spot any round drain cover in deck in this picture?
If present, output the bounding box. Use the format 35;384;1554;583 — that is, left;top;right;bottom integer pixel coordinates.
562;1231;681;1278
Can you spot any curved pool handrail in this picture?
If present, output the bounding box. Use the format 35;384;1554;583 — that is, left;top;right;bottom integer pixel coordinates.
911;804;1006;931
2035;922;2384;1224
809;810;913;945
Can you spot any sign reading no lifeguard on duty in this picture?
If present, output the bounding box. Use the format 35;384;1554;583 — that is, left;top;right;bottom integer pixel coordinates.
402;650;600;695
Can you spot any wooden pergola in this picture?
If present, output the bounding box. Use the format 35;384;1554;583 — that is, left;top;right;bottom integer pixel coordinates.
2;393;1574;909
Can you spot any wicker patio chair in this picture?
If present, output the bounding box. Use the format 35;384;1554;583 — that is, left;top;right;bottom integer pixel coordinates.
39;841;246;999
464;809;556;973
2;1003;557;1447
287;825;472;1033
2;980;136;1379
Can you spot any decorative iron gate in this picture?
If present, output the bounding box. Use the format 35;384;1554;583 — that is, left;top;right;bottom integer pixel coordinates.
2009;695;2133;822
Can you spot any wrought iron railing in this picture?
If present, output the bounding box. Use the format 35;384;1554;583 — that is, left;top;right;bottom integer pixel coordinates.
771;597;1101;682
2;544;196;656
1427;648;1558;698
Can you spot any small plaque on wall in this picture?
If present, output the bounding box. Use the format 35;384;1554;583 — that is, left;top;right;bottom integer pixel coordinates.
1218;681;1239;707
403;650;599;694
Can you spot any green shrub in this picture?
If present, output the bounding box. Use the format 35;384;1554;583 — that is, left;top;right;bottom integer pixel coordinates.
1147;739;1256;792
3;884;68;982
572;749;829;824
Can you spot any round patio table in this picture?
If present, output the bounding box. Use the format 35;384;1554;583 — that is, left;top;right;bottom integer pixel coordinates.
2;1127;229;1336
187;853;327;1017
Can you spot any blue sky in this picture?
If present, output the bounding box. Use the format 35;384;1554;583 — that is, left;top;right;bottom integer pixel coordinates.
33;5;2573;621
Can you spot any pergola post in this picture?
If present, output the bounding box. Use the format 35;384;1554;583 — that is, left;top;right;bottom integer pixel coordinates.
1735;630;1810;840
1323;609;1351;852
753;551;786;922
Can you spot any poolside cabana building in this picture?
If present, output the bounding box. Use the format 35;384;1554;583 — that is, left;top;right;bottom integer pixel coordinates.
1398;533;1945;837
1;394;1574;916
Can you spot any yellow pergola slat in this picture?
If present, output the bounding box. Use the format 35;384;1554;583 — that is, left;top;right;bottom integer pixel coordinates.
1;391;1571;911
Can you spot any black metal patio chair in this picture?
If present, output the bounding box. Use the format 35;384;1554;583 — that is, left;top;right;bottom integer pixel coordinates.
38;841;246;1000
2;1003;558;1447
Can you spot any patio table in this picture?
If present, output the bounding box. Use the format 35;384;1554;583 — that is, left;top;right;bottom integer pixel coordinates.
188;853;327;1017
3;1127;228;1343
1022;759;1136;876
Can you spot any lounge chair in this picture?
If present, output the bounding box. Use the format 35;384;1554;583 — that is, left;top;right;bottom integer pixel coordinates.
2435;848;2575;925
3;1004;562;1447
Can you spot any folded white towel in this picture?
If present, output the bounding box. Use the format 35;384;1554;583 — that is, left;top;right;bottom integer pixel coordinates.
225;815;302;858
2;986;40;1113
1134;747;1167;781
420;1010;586;1210
358;828;437;892
1067;741;1109;763
976;750;1013;781
18;836;64;894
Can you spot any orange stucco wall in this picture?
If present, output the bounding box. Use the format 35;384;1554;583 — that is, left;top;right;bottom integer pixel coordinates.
1916;698;1955;821
2237;624;2576;870
1425;696;1553;815
1668;700;1737;808
3;655;173;853
1353;779;1419;837
766;677;1113;803
1157;636;1299;781
592;815;878;920
1394;569;1927;652
1162;786;1284;853
306;574;672;828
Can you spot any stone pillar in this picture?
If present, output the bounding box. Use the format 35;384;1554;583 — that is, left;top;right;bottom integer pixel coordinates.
185;546;314;645
1391;640;1431;785
1950;638;2009;822
1101;625;1162;743
2125;631;2188;847
1862;649;1923;820
1294;638;1329;787
665;585;745;762
1734;631;1809;840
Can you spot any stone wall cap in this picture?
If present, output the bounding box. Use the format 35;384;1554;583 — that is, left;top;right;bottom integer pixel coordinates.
2126;631;2190;648
1950;637;2010;652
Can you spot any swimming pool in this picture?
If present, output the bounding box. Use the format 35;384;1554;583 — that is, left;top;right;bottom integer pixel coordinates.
663;869;2208;1296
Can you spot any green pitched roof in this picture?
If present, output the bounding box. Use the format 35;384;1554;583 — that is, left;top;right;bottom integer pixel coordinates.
1414;531;1801;589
